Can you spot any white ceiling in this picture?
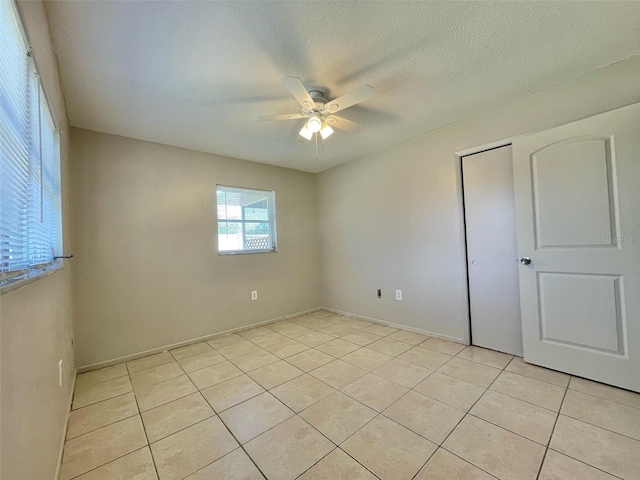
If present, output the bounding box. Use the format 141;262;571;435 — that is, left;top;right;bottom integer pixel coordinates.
45;1;639;173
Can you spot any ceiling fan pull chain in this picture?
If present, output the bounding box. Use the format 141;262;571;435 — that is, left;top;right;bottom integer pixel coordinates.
315;133;319;162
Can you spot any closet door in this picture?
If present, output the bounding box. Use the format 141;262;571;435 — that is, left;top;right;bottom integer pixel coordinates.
463;145;523;356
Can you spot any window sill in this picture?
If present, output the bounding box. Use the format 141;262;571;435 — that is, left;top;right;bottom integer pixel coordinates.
0;262;64;295
218;249;278;256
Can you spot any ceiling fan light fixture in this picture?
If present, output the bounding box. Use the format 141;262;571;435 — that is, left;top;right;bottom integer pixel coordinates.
320;124;334;140
299;125;313;141
266;77;374;147
307;114;322;133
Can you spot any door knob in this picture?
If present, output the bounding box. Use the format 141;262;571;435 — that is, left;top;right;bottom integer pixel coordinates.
520;257;532;265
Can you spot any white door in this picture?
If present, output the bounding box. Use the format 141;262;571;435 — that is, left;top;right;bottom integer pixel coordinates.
513;104;640;392
463;146;523;356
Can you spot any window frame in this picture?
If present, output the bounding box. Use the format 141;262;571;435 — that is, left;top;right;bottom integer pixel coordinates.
216;185;278;256
0;0;63;292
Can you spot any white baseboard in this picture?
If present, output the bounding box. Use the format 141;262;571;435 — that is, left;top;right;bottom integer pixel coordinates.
77;305;465;373
55;368;77;480
77;307;323;373
322;307;466;344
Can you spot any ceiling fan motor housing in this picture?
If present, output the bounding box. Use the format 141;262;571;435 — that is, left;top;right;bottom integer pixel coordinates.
302;90;329;116
308;90;328;104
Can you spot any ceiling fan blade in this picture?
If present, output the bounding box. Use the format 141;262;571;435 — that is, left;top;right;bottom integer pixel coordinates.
324;84;374;113
326;115;363;133
259;113;305;121
281;77;315;108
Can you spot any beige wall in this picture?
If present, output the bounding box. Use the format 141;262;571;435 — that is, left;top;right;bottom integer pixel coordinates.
71;129;321;367
0;2;75;479
317;57;640;342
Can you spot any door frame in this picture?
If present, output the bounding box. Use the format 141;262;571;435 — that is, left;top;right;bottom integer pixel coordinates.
454;139;514;347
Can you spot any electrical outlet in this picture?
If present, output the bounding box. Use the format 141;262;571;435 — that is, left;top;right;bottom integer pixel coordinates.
251;290;258;301
58;359;63;387
395;290;403;301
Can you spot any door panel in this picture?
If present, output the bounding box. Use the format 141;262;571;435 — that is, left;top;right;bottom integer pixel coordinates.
513;104;640;392
532;138;617;248
463;145;523;356
538;272;623;353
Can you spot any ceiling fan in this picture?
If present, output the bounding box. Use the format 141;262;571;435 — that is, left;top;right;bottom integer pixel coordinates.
260;77;374;141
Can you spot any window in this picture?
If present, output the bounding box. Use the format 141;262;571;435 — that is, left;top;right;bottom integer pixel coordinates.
216;185;277;254
1;0;62;287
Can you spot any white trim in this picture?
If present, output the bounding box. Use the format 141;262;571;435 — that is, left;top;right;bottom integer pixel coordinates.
321;307;466;344
77;307;322;373
455;138;513;158
77;306;466;373
454;151;472;346
454;139;515;346
55;368;76;480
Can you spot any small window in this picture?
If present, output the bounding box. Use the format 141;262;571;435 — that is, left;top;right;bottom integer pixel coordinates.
216;185;277;254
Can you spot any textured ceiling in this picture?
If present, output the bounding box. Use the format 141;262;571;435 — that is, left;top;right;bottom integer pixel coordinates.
45;1;639;173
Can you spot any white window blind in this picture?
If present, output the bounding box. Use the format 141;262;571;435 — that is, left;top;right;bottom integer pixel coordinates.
216;185;277;254
1;0;62;285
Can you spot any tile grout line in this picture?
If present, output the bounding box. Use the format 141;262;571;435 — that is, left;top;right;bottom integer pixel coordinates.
186;334;319;480
542;448;626;480
65;410;140;442
565;382;640;410
127;365;161;480
305;333;437;462
420;449;501;480
143;392;216;444
416;351;514;480
376;359;565;449
65;367;161;479
429;368;564;413
291;413;382;480
182;446;264;480
462;411;553;447
216;393;294;479
163;350;269;480
133;354;212;477
336;447;384;479
535;380;570;480
66;446;151;480
67;387;131;412
555;411;640;443
65;369;150;477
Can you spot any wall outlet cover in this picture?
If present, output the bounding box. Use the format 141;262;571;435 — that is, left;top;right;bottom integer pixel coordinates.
58;359;63;386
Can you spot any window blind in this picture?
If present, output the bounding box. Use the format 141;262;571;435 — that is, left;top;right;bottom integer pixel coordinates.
1;0;62;282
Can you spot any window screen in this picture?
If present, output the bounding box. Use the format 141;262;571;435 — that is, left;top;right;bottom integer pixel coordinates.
216;186;277;254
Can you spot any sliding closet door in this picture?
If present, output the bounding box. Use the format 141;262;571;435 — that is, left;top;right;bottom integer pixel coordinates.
463;145;523;356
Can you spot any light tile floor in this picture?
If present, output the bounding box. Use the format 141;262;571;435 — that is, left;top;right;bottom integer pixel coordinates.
60;310;640;480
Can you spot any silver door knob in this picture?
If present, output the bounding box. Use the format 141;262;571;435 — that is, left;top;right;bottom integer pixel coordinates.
520;257;532;265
